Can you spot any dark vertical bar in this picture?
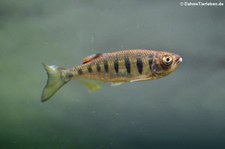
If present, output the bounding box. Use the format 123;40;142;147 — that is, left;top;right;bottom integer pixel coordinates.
124;55;131;74
87;64;92;73
66;72;73;78
148;54;153;70
96;62;101;72
136;55;143;74
114;56;119;73
103;59;109;73
77;68;83;75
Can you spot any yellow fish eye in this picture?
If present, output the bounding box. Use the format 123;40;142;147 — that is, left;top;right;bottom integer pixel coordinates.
162;55;173;65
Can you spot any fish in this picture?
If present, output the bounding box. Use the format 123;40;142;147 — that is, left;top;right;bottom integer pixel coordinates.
41;49;182;102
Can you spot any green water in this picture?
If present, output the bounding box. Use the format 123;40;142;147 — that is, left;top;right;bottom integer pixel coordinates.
1;0;225;148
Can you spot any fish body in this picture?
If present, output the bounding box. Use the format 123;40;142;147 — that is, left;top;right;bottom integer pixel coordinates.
42;49;182;102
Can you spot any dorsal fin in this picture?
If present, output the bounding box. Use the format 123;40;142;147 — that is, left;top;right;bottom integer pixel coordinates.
82;53;102;64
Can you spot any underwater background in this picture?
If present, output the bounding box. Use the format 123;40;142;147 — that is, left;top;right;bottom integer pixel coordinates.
1;0;225;148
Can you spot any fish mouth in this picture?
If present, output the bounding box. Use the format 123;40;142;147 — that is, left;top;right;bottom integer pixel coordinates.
174;57;183;65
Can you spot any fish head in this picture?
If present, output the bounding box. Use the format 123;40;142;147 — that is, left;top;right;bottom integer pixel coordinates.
151;51;182;77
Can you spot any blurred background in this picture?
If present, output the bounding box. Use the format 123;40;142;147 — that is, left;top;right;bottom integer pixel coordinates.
0;0;225;148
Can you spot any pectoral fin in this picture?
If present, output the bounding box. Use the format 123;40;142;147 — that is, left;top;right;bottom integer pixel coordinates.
130;77;150;82
79;78;104;92
110;82;124;87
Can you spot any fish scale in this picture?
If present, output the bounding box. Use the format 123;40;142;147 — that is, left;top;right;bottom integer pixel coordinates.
71;50;154;82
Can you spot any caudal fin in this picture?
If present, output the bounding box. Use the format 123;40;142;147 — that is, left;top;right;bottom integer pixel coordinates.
41;63;67;102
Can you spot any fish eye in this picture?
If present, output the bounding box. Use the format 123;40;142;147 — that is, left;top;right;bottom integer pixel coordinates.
162;56;173;65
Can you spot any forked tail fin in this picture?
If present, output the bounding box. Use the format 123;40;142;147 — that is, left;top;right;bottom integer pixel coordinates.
41;63;67;102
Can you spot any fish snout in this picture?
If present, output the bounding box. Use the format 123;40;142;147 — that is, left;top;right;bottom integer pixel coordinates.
174;55;183;65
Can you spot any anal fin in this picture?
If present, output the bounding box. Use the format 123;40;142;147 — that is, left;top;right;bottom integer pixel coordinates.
79;78;104;92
